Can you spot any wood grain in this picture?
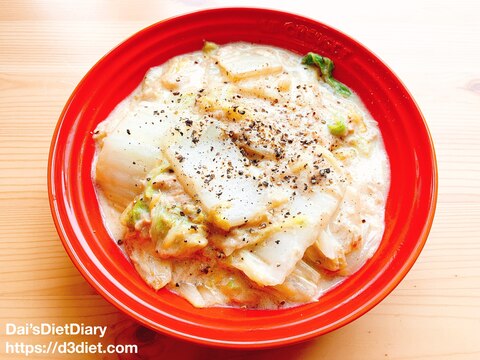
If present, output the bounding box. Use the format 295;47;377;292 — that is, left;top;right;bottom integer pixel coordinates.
1;0;479;359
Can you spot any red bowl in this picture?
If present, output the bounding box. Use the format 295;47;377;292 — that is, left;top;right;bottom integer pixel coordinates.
48;8;437;349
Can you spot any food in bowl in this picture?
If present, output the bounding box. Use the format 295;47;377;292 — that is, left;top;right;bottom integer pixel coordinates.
92;41;390;309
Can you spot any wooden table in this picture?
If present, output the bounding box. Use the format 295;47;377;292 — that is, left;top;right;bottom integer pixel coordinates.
1;0;479;358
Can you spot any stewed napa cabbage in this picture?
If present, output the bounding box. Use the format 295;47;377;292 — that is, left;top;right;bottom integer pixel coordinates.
93;42;390;309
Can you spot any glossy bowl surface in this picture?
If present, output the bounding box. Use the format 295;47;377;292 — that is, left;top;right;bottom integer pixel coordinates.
48;7;437;349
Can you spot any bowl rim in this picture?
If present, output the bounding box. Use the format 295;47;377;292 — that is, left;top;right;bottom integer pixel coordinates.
48;7;438;349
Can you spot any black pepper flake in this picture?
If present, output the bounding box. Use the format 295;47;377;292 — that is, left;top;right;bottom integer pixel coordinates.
204;174;215;185
176;154;185;163
179;211;185;216
117;239;123;245
185;119;193;127
174;127;184;136
275;240;280;244
362;219;366;223
274;148;283;159
175;283;179;287
126;129;131;135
